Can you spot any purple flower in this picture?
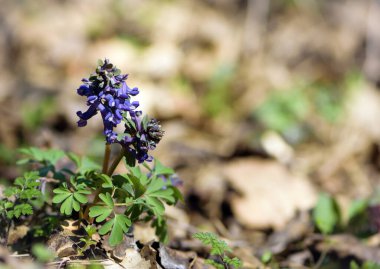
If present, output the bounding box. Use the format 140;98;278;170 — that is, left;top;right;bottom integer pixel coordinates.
76;59;139;143
76;59;164;163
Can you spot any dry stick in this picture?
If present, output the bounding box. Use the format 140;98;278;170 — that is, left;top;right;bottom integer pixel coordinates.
83;144;112;222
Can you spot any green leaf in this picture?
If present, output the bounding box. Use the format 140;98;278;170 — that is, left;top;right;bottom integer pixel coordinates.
153;160;174;176
32;244;56;262
67;153;100;174
193;232;231;255
99;193;114;207
3;187;19;198
79;157;101;174
52;193;71;203
205;260;224;269
53;185;89;216
60;196;74;215
152;217;168;243
100;174;113;188
348;199;368;221
170;186;184;203
126;174;146;197
85;225;97;237
89;192;114;222
18;147;65;165
313;193;340;234
12;204;33;218
73;193;88;204
99;214;131;246
261;250;272;264
89;206;113;222
99;218;114;235
350;261;360;269
145;196;165;216
67;152;81;167
129;166;143;179
146;178;165;194
224;256;242;268
149;189;175;204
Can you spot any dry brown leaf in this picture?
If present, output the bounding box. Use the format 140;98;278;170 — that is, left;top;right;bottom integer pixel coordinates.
120;248;151;269
223;158;316;229
7;225;29;245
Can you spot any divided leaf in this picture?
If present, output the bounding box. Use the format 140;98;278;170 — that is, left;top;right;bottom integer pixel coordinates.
193;232;231;255
7;204;33;218
53;185;90;215
89;193;114;222
99;214;131;246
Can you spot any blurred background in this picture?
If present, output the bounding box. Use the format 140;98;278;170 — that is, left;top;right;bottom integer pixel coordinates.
2;0;380;266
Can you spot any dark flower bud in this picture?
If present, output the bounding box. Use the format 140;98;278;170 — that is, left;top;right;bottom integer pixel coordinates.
147;119;164;144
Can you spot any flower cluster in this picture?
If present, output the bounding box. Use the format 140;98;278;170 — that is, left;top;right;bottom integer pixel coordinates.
76;59;139;143
76;59;164;163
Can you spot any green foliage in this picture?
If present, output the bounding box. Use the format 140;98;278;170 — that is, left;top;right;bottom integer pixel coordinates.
0;171;42;220
99;214;131;246
89;193;114;222
89;160;182;245
350;261;380;269
261;250;273;264
53;178;91;215
77;225;98;256
32;243;56;262
193;232;242;269
5;145;182;249
255;86;310;134
312;193;340;234
18;147;65;166
348;199;369;221
254;77;354;139
67;153;101;174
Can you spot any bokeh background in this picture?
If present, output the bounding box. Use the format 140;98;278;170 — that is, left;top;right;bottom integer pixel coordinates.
2;0;380;266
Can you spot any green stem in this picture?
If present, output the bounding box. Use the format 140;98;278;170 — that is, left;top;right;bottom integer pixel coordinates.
107;147;126;176
85;146;127;223
83;143;111;222
102;144;111;174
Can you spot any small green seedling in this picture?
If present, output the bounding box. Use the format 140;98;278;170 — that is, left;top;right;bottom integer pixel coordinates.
193;232;242;269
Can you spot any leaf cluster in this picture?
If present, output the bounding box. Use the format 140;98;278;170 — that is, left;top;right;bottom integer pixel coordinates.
193;232;242;269
0;148;101;242
88;160;182;246
53;178;91;215
4;147;182;249
0;172;42;219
